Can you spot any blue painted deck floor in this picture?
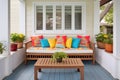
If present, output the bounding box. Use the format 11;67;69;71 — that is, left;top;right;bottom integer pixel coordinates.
4;61;117;80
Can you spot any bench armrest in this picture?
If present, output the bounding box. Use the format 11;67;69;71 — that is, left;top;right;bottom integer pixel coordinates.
24;40;32;49
89;41;95;50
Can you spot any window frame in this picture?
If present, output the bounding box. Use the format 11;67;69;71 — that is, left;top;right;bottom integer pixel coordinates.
33;2;86;35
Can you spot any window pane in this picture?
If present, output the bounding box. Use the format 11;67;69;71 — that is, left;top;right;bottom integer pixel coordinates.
56;6;62;30
65;6;71;30
36;6;43;30
75;6;82;30
46;6;53;30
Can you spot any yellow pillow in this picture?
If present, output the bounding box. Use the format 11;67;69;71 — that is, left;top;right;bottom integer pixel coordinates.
66;38;72;48
48;38;56;48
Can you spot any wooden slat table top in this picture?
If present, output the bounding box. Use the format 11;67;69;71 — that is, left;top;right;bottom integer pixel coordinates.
34;58;84;68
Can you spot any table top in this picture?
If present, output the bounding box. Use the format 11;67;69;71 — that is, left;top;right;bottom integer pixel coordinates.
34;58;84;68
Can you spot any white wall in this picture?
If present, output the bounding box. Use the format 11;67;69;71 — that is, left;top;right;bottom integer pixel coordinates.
96;48;120;79
25;0;94;40
0;57;6;80
0;48;25;80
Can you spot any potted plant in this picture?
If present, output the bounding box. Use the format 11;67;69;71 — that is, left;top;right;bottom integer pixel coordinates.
52;52;68;62
10;33;18;51
0;42;5;54
95;33;105;49
16;33;25;49
10;33;25;49
104;34;113;53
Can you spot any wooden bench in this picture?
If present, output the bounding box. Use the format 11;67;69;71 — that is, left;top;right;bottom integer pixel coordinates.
24;41;95;64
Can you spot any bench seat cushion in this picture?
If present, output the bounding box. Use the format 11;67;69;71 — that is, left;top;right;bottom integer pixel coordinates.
26;47;93;54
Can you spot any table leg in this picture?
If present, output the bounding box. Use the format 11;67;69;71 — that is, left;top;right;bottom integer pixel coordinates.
34;67;38;80
77;68;80;72
79;67;84;80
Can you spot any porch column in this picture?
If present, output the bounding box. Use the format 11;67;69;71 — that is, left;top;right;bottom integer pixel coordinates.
93;0;100;40
113;0;120;57
0;0;12;77
0;0;10;54
19;0;25;34
113;0;120;79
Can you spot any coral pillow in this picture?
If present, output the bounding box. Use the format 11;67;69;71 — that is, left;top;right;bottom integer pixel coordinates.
66;38;72;48
56;37;65;48
56;35;67;47
48;38;56;48
77;35;90;47
40;39;50;48
31;35;43;47
72;38;81;48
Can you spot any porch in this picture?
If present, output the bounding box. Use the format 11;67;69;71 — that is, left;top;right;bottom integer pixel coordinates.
0;0;120;80
4;61;116;80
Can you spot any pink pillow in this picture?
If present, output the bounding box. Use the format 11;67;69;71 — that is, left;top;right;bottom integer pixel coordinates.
77;35;90;46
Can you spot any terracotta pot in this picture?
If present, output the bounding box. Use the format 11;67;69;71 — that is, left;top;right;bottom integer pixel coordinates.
16;42;23;49
11;43;17;51
105;43;113;53
97;42;105;49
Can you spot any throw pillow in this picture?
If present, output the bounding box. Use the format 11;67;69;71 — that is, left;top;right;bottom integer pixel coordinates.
40;39;50;48
48;38;56;48
66;38;72;48
56;37;65;48
31;35;43;47
77;35;90;47
72;38;81;48
56;35;67;47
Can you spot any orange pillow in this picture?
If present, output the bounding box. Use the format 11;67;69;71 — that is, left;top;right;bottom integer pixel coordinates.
31;35;43;47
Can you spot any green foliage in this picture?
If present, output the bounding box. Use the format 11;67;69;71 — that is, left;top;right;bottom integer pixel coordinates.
0;42;5;54
10;33;25;42
52;52;68;60
104;34;113;44
104;7;113;24
95;33;106;42
100;5;113;24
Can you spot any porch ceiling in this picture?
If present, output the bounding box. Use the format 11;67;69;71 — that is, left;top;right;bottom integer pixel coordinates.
19;0;112;6
100;0;112;6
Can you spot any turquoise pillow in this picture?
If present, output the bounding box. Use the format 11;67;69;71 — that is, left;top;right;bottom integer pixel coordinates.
72;38;80;48
40;39;50;48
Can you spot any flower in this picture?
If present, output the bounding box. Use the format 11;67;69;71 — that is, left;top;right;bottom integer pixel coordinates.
104;34;113;44
10;33;25;42
18;34;25;42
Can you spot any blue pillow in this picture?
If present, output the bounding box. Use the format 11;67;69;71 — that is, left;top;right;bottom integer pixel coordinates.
72;38;81;48
40;39;50;48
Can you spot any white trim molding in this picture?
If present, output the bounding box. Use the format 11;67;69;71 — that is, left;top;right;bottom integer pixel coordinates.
19;0;25;34
93;0;100;40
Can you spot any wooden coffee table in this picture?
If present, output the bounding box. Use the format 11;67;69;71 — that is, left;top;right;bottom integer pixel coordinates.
34;58;84;80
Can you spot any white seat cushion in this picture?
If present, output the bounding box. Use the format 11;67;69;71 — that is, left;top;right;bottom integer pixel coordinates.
26;47;93;54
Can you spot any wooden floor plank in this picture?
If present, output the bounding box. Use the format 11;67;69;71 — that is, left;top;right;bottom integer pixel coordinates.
3;61;117;80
